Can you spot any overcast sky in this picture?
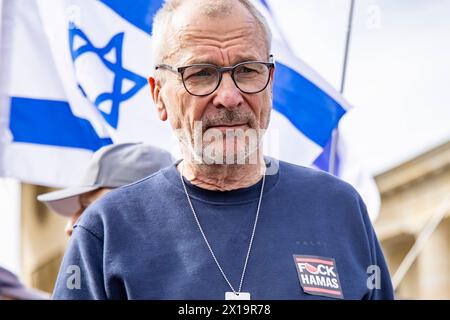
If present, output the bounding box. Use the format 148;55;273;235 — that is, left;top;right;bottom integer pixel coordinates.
274;0;450;174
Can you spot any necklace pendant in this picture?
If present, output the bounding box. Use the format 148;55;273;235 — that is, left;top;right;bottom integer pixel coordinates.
225;292;251;300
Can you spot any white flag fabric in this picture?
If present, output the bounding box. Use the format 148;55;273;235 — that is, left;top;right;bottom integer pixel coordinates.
0;0;379;219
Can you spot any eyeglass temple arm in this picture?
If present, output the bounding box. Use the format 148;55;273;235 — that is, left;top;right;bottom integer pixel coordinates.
155;64;178;73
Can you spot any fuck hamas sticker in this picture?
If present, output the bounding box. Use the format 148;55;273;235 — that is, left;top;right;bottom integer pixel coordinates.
293;255;344;299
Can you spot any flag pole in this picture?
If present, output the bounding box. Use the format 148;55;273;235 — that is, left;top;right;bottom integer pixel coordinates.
329;0;355;175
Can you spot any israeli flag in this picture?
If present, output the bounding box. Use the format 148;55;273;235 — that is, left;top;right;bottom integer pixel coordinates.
254;1;350;168
257;0;379;220
0;0;175;186
0;0;378;219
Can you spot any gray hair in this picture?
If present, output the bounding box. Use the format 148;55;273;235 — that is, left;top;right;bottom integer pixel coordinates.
151;0;272;69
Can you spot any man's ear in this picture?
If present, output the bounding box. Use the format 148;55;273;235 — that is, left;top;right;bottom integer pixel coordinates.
270;64;275;82
148;76;168;121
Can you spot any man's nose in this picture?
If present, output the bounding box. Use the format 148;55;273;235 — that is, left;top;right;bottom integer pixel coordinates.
212;73;244;109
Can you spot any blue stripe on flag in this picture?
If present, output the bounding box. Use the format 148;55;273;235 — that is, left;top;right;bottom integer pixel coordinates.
259;0;270;10
272;62;346;147
100;0;164;35
313;138;340;175
10;97;112;151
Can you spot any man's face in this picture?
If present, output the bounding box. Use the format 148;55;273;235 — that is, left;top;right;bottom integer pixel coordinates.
150;2;274;164
65;188;111;236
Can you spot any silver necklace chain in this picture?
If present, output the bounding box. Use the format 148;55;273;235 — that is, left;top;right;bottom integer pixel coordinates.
179;164;266;295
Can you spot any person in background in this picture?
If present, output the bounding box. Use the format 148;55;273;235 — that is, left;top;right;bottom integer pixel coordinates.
37;143;173;236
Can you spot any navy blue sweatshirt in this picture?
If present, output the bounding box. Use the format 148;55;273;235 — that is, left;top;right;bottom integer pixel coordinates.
53;159;394;300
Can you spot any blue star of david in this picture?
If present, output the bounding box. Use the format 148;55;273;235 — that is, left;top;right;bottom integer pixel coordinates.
68;26;147;129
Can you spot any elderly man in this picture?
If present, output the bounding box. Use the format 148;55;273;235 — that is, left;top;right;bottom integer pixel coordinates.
53;0;394;300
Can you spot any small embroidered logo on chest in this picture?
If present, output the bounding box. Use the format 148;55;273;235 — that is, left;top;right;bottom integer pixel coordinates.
293;255;344;299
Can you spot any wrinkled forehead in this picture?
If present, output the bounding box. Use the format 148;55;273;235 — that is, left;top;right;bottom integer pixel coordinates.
165;2;268;65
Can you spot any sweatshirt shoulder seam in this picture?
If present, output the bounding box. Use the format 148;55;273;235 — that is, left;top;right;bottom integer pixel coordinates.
75;225;104;242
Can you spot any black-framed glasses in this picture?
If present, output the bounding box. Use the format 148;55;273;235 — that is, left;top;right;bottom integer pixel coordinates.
155;55;274;96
